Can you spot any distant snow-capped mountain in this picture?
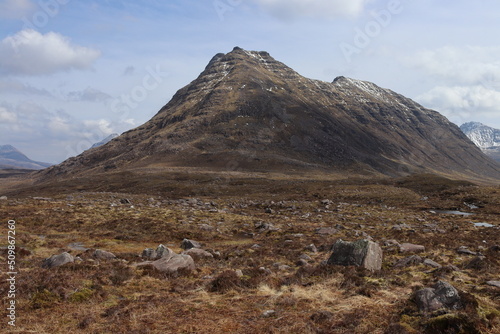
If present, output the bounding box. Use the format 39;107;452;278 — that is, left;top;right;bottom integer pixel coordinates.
90;133;119;149
460;122;500;162
460;122;500;148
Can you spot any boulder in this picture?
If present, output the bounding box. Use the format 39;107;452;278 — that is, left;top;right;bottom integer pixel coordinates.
181;239;201;250
182;248;214;260
415;281;462;313
156;244;174;258
327;239;383;271
42;252;74;269
93;249;116;260
423;259;442;268
142;248;157;260
136;250;195;276
399;243;425;253
394;255;423;268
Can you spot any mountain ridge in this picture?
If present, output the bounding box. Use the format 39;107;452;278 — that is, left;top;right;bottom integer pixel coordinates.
37;47;500;182
0;145;52;170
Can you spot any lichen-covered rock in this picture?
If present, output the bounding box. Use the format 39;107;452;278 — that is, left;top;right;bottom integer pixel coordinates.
327;239;383;271
415;281;462;313
41;252;74;269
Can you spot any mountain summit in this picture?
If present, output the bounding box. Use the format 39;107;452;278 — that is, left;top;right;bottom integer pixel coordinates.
41;47;500;180
460;122;500;162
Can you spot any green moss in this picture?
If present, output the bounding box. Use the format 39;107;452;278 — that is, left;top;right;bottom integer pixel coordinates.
31;289;60;309
69;288;95;303
424;313;480;334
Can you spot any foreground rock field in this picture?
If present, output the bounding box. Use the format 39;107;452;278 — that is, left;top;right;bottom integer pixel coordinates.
0;176;499;333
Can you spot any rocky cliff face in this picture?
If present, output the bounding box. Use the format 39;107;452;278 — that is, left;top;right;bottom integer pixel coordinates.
39;47;500;180
460;122;500;162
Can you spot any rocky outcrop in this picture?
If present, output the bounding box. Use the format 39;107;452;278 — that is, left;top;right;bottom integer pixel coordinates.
327;239;383;271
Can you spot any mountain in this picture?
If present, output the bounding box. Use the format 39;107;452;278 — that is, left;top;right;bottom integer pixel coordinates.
460;122;500;162
39;47;500;181
0;145;52;170
90;133;119;149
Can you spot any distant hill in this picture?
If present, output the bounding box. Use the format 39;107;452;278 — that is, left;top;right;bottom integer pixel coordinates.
0;145;52;170
90;133;119;149
460;122;500;162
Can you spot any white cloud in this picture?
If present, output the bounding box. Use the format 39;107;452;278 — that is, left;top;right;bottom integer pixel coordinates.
0;0;35;19
0;106;18;123
253;0;371;19
0;79;52;95
416;85;500;122
0;29;101;76
67;87;112;102
409;45;500;86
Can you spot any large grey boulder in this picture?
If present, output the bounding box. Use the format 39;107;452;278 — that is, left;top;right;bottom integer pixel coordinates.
182;248;213;260
93;249;116;260
41;252;74;269
327;239;383;271
135;249;195;276
415;281;462;313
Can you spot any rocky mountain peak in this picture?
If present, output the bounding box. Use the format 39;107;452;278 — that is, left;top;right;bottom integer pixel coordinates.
38;48;500;181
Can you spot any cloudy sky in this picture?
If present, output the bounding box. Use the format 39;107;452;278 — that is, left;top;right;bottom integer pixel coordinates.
1;0;499;164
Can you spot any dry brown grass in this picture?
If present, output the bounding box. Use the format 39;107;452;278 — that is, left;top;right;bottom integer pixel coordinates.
0;174;499;333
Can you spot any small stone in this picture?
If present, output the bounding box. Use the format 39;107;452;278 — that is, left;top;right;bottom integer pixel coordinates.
0;196;7;200
457;246;477;256
399;243;425;253
423;259;442;268
394;255;423;268
486;281;500;288
315;227;337;235
251;244;262;249
305;244;318;253
181;239;201;250
120;198;131;204
384;239;400;247
262;310;276;318
199;224;214;231
296;259;309;266
235;269;243;277
259;267;272;275
299;254;312;261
